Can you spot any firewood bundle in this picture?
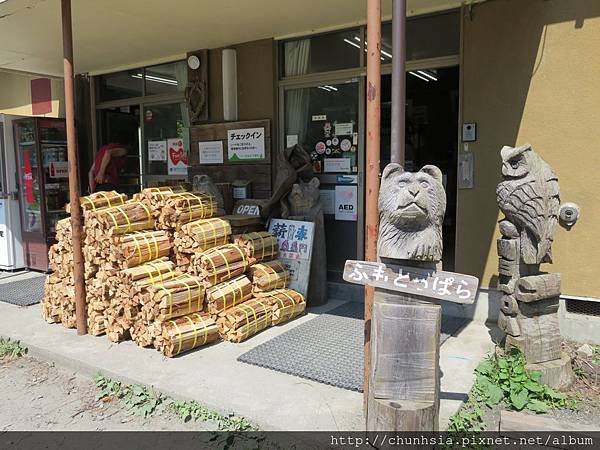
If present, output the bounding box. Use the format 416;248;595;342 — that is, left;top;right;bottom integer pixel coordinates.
132;186;186;224
249;260;289;293
217;298;273;343
67;190;128;213
42;273;75;327
155;313;219;357
106;258;178;343
234;231;278;263
132;273;205;347
156;192;217;230
191;243;253;286
173;218;231;271
256;289;306;325
205;275;253;316
84;201;154;239
86;268;120;336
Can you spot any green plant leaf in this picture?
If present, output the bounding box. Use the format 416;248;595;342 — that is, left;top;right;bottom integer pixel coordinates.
523;380;543;393
485;384;504;406
527;399;549;413
510;388;529;410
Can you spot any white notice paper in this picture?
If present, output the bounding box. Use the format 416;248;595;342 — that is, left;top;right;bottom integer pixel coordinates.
324;158;351;173
227;127;266;161
148;140;167;161
198;141;224;164
286;135;299;148
335;185;358;221
335;122;353;136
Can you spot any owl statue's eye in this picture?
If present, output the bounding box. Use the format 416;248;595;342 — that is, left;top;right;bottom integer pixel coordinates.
510;159;520;169
420;181;429;188
398;181;407;188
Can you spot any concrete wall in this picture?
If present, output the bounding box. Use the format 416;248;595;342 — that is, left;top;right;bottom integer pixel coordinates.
0;71;64;118
456;0;600;298
207;38;275;124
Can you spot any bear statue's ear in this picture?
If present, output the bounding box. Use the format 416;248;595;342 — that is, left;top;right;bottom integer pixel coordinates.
420;165;443;184
308;177;320;189
381;163;404;180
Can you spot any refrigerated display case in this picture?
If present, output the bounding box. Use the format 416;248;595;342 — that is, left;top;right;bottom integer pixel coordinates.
13;118;69;271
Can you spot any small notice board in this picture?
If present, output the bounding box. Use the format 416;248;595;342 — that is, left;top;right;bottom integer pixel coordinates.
268;218;314;298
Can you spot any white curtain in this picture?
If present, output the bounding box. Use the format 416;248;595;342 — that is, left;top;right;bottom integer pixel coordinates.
284;39;310;147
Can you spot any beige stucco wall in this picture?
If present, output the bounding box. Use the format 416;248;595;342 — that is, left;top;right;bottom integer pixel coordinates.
0;71;64;118
456;0;600;297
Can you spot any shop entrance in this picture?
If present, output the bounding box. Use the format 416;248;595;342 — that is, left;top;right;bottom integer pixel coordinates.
380;65;459;270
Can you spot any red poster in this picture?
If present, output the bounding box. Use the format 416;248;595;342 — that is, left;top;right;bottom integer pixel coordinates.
23;149;35;204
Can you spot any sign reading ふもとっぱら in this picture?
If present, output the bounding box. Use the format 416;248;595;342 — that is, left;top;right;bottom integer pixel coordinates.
227;127;265;161
268;219;314;297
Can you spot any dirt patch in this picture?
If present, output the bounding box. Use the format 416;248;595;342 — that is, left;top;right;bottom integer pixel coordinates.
0;356;216;431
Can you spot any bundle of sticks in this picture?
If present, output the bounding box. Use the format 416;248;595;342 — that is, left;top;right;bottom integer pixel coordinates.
42;273;75;327
132;186;186;224
132;273;205;347
191;243;253;286
106;258;178;343
234;231;278;263
154;313;219;358
67;190;128;214
156;192;217;229
86;267;120;336
84;201;154;240
249;260;289;293
173;218;231;271
205;275;252;316
256;288;306;325
217;297;273;343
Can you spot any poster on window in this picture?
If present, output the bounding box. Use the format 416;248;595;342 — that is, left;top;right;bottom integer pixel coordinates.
227;127;265;161
148;140;167;161
167;138;188;175
335;185;358;221
268;219;314;297
198;141;224;164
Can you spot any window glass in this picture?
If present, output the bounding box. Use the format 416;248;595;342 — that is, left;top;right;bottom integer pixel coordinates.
145;61;188;96
381;11;460;63
98;70;143;102
282;29;361;77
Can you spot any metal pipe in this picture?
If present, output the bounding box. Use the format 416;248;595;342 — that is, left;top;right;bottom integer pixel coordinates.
390;0;406;164
364;0;381;412
61;0;87;335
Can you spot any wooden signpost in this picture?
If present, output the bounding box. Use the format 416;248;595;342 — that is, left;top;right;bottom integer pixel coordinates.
347;163;480;433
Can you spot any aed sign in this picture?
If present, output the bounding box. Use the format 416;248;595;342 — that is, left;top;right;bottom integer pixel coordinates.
334;185;357;221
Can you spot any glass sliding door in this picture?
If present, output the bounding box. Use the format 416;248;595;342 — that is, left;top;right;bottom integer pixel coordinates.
283;79;363;283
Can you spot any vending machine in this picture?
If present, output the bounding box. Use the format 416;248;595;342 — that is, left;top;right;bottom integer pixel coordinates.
13;117;69;271
0;114;26;271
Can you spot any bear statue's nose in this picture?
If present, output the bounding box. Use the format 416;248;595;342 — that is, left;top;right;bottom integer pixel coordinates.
408;185;419;197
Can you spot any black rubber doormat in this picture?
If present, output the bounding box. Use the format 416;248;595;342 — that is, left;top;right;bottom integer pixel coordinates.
0;276;45;306
238;301;467;392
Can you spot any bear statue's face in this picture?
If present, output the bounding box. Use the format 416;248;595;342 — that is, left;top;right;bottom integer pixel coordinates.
288;177;320;213
379;164;446;231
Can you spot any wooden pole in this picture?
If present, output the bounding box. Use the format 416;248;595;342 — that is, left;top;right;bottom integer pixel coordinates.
61;0;87;335
365;0;381;412
390;0;406;164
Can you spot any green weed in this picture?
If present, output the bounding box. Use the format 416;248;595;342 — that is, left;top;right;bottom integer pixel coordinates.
0;337;27;359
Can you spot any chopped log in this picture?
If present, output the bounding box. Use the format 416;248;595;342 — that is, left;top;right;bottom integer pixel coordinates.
84;200;154;236
156;192;217;229
67;190;128;213
255;288;306;325
205;275;252;316
217;298;273;342
249;260;289;293
155;313;220;357
191;243;253;285
515;274;561;302
234;231;278;263
173;218;231;270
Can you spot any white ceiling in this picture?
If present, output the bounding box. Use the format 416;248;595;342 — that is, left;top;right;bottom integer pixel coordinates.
0;0;464;77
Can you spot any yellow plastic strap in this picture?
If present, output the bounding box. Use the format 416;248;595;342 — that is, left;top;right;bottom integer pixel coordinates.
206;252;220;285
197;220;208;246
184;315;198;349
105;210;120;230
207;219;218;247
131;233;144;263
254;299;269;332
238;303;255;337
115;206;132;232
230;244;247;268
83;196;96;211
98;191;114;208
147;261;166;283
169;320;184;355
142;265;156;284
214;248;231;280
160;285;175;317
214;282;228;310
193;313;209;345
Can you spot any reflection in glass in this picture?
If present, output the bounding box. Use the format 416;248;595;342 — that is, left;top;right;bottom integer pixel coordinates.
98;70;143;102
145;61;188;96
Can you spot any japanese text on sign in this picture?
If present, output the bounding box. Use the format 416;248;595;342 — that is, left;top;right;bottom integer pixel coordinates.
343;260;479;305
227;127;266;161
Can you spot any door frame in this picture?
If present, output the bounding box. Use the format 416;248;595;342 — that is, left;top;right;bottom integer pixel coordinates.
278;76;366;262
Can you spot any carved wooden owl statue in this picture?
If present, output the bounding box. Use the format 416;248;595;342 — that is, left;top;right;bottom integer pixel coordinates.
496;144;560;264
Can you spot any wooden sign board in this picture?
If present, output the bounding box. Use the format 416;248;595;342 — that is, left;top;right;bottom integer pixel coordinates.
343;260;479;305
268;219;314;298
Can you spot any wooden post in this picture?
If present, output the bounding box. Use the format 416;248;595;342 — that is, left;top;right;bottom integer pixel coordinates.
365;0;382;413
61;0;87;335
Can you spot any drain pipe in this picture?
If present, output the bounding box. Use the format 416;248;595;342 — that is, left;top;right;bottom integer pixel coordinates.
364;0;381;413
390;0;406;164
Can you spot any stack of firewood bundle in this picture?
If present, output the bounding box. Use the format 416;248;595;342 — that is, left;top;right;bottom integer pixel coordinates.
234;231;278;263
154;313;219;357
217;297;273;342
172;218;231;271
190;243;253;285
256;288;306;325
67;190;128;214
132;186;186;225
84;200;154;240
205;275;253;316
131;273;205;348
156;192;217;230
105;258;177;343
249;260;289;293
